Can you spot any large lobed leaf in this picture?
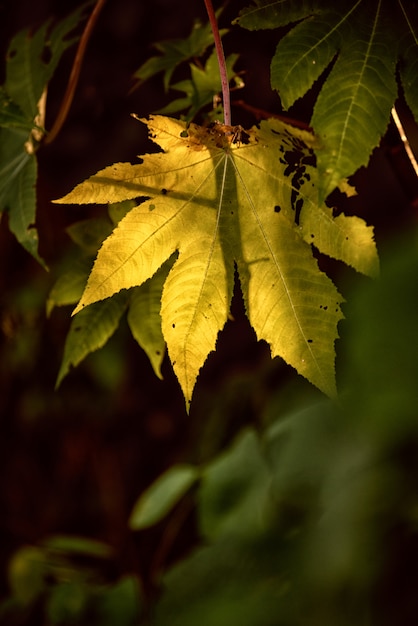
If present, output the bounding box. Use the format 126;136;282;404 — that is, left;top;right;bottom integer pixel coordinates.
236;0;417;200
56;115;378;408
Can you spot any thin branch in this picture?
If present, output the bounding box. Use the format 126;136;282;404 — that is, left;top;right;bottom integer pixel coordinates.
391;106;418;178
234;99;313;131
203;0;231;125
45;0;107;145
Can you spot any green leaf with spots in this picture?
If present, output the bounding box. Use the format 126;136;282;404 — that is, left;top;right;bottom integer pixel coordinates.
236;0;415;200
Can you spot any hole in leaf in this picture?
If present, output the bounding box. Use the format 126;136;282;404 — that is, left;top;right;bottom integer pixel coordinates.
274;205;281;213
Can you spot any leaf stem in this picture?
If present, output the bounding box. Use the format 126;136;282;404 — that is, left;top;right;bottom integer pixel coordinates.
203;0;231;125
391;106;418;178
45;0;107;144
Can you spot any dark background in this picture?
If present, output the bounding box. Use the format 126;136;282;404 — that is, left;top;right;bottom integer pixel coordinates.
0;0;417;609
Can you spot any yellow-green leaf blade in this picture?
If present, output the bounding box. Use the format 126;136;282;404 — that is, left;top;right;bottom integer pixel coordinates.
162;233;232;409
233;120;343;396
300;202;379;278
239;211;342;398
57;115;374;406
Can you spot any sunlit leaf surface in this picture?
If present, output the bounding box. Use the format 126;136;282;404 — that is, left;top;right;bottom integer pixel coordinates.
56;115;378;406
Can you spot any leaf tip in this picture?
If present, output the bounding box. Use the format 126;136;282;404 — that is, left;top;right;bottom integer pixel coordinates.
72;302;85;317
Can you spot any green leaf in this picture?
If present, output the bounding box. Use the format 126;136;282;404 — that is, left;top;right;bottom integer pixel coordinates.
43;535;114;559
199;430;271;541
66;216;114;255
235;0;316;30
237;0;410;200
129;464;199;530
108;199;138;225
311;2;398;200
4;4;88;120
55;115;378;407
8;547;48;605
47;257;93;316
56;291;129;388
0;87;36;131
158;51;240;120
0;127;42;263
133;16;227;91
95;576;142;626
398;0;418;122
127;256;175;380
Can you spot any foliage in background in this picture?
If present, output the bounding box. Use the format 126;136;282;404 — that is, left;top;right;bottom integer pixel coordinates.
4;235;418;624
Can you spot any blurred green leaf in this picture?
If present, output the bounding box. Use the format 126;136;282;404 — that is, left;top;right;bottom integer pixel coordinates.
47;581;88;625
43;535;114;560
154;538;289;626
95;577;142;626
8;547;47;606
56;291;129;387
199;429;272;541
47;257;92;316
108;199;138;225
66;216;114;255
127;256;176;380
129;464;199;530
